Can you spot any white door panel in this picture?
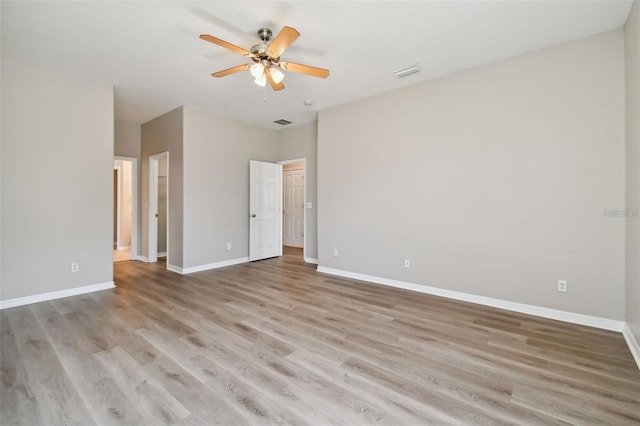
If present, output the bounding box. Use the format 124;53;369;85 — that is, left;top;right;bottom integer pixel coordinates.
250;160;282;261
283;168;304;248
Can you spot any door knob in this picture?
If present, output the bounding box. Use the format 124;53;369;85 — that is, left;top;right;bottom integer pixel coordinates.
250;214;256;218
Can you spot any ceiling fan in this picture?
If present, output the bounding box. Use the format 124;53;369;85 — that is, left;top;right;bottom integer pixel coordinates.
199;26;329;91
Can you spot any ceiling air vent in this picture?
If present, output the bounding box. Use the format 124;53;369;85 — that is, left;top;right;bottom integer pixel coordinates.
274;119;293;126
392;65;420;79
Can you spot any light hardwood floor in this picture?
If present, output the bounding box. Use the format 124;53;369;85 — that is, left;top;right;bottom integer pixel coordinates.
113;249;132;263
1;247;639;425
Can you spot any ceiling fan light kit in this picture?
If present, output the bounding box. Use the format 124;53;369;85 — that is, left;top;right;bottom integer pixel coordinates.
250;63;265;78
200;26;329;93
270;67;284;84
254;73;267;87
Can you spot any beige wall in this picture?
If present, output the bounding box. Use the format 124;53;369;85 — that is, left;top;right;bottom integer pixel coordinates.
625;2;640;342
182;106;277;268
139;106;316;271
277;122;318;260
141;107;184;267
1;58;114;300
318;31;625;320
114;120;141;159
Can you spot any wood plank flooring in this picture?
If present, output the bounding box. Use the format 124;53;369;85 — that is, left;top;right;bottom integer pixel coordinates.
2;247;639;425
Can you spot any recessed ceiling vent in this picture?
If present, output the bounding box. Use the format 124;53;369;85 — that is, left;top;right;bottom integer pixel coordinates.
274;119;293;126
392;65;420;79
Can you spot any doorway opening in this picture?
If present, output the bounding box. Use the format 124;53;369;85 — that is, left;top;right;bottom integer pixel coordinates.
278;158;306;261
148;152;169;265
113;157;137;262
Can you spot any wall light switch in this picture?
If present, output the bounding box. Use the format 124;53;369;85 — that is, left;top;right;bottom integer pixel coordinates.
226;243;232;250
306;202;313;209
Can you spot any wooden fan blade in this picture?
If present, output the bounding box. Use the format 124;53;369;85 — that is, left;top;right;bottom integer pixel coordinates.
200;34;252;56
279;61;329;78
268;26;300;59
211;64;250;78
266;68;285;91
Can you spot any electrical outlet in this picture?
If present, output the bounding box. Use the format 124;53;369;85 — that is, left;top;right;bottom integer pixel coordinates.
557;280;567;292
226;242;232;250
71;263;79;273
333;248;338;257
404;259;411;269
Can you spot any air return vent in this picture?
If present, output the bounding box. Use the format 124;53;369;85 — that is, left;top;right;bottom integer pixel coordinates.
274;119;292;126
392;65;420;79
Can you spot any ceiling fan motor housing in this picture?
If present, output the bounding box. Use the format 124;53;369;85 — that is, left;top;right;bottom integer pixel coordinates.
251;28;276;63
250;43;270;57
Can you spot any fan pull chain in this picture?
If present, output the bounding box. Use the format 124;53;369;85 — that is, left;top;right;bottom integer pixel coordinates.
256;85;267;102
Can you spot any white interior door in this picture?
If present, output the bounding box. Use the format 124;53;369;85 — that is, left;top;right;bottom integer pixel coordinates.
283;168;304;248
148;157;159;263
249;160;282;261
148;152;168;264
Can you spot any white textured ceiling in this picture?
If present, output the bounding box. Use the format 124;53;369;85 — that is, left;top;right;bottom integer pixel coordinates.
1;1;633;130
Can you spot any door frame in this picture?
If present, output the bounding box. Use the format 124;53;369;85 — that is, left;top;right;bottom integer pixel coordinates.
113;165;122;248
114;156;138;259
148;152;169;265
277;158;307;259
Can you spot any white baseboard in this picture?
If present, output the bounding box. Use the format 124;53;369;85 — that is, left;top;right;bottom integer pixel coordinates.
167;263;182;274
0;281;116;310
316;266;625;332
623;323;640;369
137;255;167;262
169;257;250;275
304;257;318;265
157;251;167;258
116;245;131;250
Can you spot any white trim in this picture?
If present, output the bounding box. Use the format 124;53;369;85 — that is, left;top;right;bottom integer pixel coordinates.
148;152;169;266
316;267;625;332
623;323;640;369
138;256;149;262
157;251;167;258
148;154;159;263
114;156;138;260
304;257;318;265
169;257;250;275
278;158;308;260
166;264;183;274
116;245;131;250
164;154;170;267
0;282;115;310
114;163;123;249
